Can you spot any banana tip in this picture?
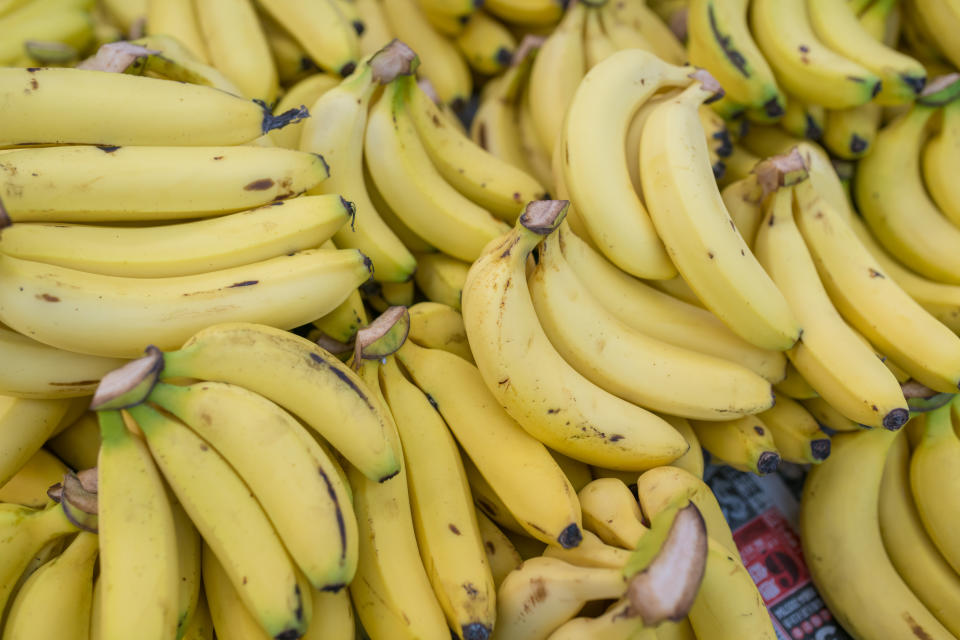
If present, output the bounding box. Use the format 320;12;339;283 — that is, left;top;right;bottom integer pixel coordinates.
557;523;583;549
757;451;781;475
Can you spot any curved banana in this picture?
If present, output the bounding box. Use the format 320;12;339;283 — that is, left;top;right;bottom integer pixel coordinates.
456;9;515;75
757;391;831;464
299;48;417;283
395;340;583;548
380;0;471;107
170;500;202;638
517;84;555;193
355;0;393;55
718;142;761;188
147;380;358;590
268;73;339;149
492;557;627;640
0;395;80;486
413;252;470;311
880;429;960;636
749;0;880;109
0;67;307;146
1;530;98;640
660;415;705;480
921;98;960;227
801;396;860;432
773;362;818;400
407;301;473;361
145;0;209;62
794;177;960;393
462;203;688;470
578;478;647;549
604;0;686;65
462;452;529;537
641;80;799;350
780;93;825;140
181;592;214;640
543;529;632;570
907;0;960;70
405;74;545;221
583;6;617;70
475;510;522;589
719;174;764;251
0;449;68;508
194;0;276;103
687;0;784;116
257;0;358;76
380;355;496;640
0;195;350;277
528;225;774;420
560;226;786;382
0;246;370;358
547;598;653;640
910;399;960;574
96;409;179;640
0;0;94;66
0;145;328;223
752;177;909;428
689;415;781;475
303;588;355;640
822;102;883;159
365;73;508;262
127;403;308;638
310;287;367;346
561;50;693;279
46;411;101;472
483;0;564;26
200;541;273;640
801;427;955;640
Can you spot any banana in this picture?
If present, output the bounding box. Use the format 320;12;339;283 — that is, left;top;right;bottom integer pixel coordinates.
757;391;831;464
658;415;705;480
201;541;272;640
0;67;308;147
583;6;617;70
635;466;737;559
690;415;781;475
921;97;960;227
880;428;960;636
559;226;786;382
910;398;960;574
780;93;825;140
543;529;632;570
456;9;515;75
0;145;328;223
311;287;367;346
181;592;214;640
363;279;414;313
475;510;522;589
413;252;470;311
299;47;417;284
597;3;656;54
749;0;880;109
655;619;697;640
380;355;495;640
547;598;653;640
0;395;81;486
95;410;179;640
152;322;399;482
561;50;693;279
268;74;339;149
517;84;556;193
408;301;473;362
258;0;358;76
194;0;276;103
604;0;687;65
346;460;450;640
753;170;909;428
528;2;586;156
145;0;209;62
364;70;509;262
548;450;592;494
0;195;350;278
405;73;545;221
801;396;861;432
0;449;68;508
492;557;627;640
170;500;202;638
644;274;704;309
303;588;355;640
717;142;760;188
463;202;688;470
528;224;774;420
380;0;471;107
641;79;800;350
355;0;393;55
126;403;308;638
462;451;529;537
686;0;784;116
1;530;98;640
0;0;94;66
0;246;370;358
913;0;960;69
822;102;883;159
483;0;564;25
46;411;101;471
794;176;960;393
698;103;732;179
719;173;764;250
578;478;647;549
801;427;954;640
395;340;583;548
147;380;358;590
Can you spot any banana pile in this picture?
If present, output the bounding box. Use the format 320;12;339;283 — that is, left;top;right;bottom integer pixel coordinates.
3;0;960;638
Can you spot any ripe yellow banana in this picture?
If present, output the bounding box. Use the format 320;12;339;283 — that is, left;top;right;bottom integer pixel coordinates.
0;67;307;147
169;499;202;638
201;541;272;640
407;301;473;362
880;429;960;636
46;411;100;471
181;592;214;640
126;403;308;638
0;395;82;486
548;598;653;640
780;92;825;140
757;391;831;464
578;478;647;549
0;145;329;223
456;9;515;75
396;340;583;548
690;415;781;475
483;0;564;25
413;252;470;311
475;509;522;589
528;225;774;420
303;588;355;640
299;48;417;284
0;0;94;66
753;175;909;428
641;79;800;351
147;380;358;590
801;427;954;640
561;50;692;279
719;174;764;251
604;0;686;65
145;0;209;62
1;530;98;640
462;451;528;537
258;0;358;76
543;529;632;570
194;0;276;103
921;97;960;227
559;226;787;382
354;0;392;55
462;202;688;470
822;102;883;159
0;246;370;358
801;396;861;432
583;6;617;69
686;0;784;116
380;355;496;640
794;177;960;393
0;195;350;277
517;82;556;193
269;74;339;147
0;449;68;508
365;70;509;262
908;0;960;70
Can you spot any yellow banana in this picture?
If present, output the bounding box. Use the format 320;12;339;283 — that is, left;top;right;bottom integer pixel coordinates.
355;0;393;55
543;529;632;570
299;47;417;283
719;173;764;251
0;0;94;66
169;499;201;638
578;478;647;549
0;449;68;508
483;0;564;25
801;427;954;640
780;92;825;140
690;415;781;475
257;0;359;76
413;252;470;311
717;142;760;188
475;509;522;589
547;598;653;640
913;0;960;69
604;0;686;65
822;102;883;159
45;411;101;471
583;6;617;70
456;9;515;75
757;391;831;464
517;82;555;193
462;451;529;537
462;202;688;470
268;73;339;149
181;592;214;640
658;415;705;479
145;0;209;62
194;0;276;103
407;301;473;362
303;588;355;640
921;97;960;227
0;395;82;486
201;541;271;640
801;396;861;432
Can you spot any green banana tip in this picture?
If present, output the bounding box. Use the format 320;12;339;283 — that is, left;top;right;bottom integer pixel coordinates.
89;345;164;411
371;39;419;84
